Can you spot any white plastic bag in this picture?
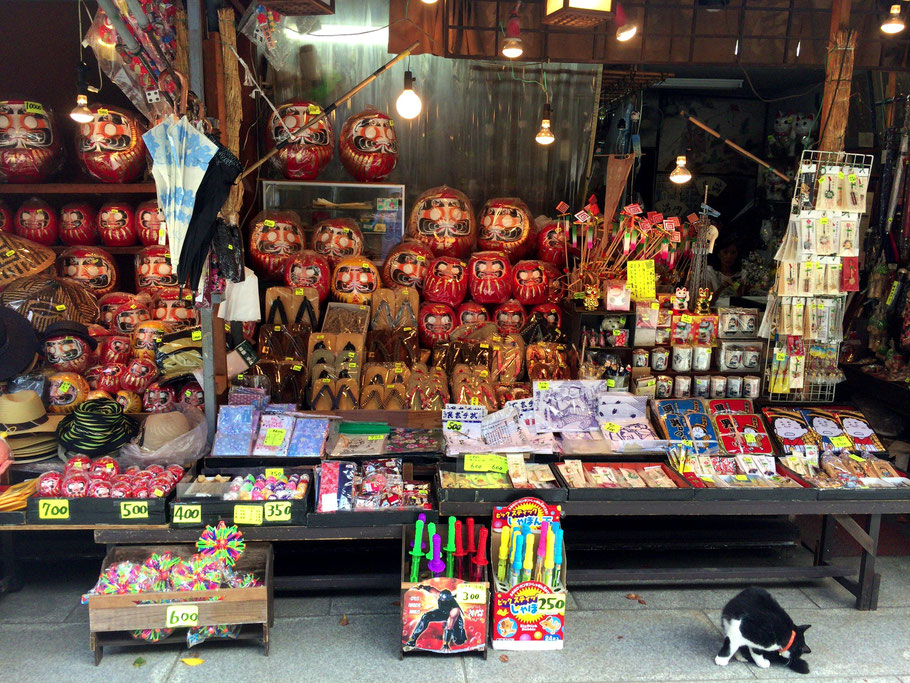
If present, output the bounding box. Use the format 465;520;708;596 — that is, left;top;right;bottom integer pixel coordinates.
221;267;261;321
119;405;209;467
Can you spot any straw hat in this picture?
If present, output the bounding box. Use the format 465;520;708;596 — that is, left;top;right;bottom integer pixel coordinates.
0;233;55;287
0;390;63;434
140;411;191;451
0;275;100;332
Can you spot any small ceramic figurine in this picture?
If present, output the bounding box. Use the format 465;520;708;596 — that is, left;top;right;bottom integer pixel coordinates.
673;287;690;311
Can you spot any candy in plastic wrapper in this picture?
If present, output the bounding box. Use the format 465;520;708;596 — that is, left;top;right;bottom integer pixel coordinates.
142;552;181;592
187;623;240;649
131;628;174;642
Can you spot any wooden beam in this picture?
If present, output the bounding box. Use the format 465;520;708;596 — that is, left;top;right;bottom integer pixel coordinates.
819;0;855;152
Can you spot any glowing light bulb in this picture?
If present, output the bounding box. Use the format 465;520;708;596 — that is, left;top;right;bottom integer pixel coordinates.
536;104;555;145
395;70;422;119
70;94;93;124
616;24;637;41
503;10;523;58
669;155;692;184
420;0;438;3
882;5;905;33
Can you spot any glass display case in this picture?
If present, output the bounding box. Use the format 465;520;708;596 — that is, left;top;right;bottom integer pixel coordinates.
262;180;405;263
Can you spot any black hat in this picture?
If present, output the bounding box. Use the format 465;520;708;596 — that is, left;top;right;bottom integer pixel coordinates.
39;320;98;350
0;307;39;381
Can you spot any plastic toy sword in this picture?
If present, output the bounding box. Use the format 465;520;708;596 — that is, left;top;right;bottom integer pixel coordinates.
409;514;426;583
444;516;457;578
496;525;512;584
471;526;489;582
428;533;446;578
424;522;437;560
453;520;467;579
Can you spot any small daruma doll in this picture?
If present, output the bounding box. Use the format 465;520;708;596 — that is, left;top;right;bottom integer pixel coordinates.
457;301;488;326
178;381;204;408
55;247;118;296
381;240;433;290
98;200;137;247
143;382;176;413
331;256;379;305
532;303;562;328
468;251;512;305
59;202;98;245
14;197;58;245
512;260;550;306
339;108;398;182
99;292;141;329
136;199;167;246
249;209;304;279
100;334;132;365
267;99;334;180
418;302;455;348
40;322;97;373
115;390;142;413
112;301;151;334
135;245;177;291
131;320;169;359
311;217;363;268
283;250;331;302
477;198;534;262
406;186;477;258
48;372;90;414
152;287;198;330
536;221;575;266
75;104;147;183
422;256;468;307
494;299;526;334
120;357;158;393
0;99;64;183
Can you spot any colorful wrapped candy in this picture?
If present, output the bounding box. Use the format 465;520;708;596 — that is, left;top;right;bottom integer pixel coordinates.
131;628;174;642
142;552;181;591
195;521;245;567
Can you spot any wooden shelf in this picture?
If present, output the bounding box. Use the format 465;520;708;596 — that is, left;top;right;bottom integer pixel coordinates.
49;244;145;255
0;183;156;195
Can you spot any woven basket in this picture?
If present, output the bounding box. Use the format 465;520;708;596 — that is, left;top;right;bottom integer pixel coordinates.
0;233;55;287
0;275;101;332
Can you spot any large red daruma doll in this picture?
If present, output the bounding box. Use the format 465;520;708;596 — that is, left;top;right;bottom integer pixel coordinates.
152;287;198;330
98;200;137;247
55;247;118;296
311;217;363;268
248;210;304;280
468;251;512;304
339;108;398;182
477;197;534;262
136;199;167;246
494;299;526;334
283;250;331;302
14;197;58;245
512;259;550;306
536;221;577;266
135;245;177;292
59;202;98;245
381;240;433;290
331;256;380;305
422;256;468;307
0;99;64;183
405;186;477;258
267;100;334;180
75;104;147;183
418;302;455;348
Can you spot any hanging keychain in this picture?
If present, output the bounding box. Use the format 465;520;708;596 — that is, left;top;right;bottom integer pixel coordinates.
816;216;834;255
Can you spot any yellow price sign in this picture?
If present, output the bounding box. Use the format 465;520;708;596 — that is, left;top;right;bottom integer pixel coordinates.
166;605;199;628
191;330;202;341
234;504;264;525
119;501;149;520
58;381;71;393
37;499;70;520
734;474;749;481
263;219;276;228
367;434;384;441
445;420;462;431
292;364;302;372
171;504;202;524
463;453;508;474
4;250;14;257
606;379;616;388
294;288;304;295
830;436;852;449
455;583;486;604
538;381;550;390
55;304;67;312
603;422;621;433
265;501;292;522
650;302;660;309
265;468;284;479
24;101;45;114
469;397;479;405
680;314;693;324
535;593;567;615
264;428;287;446
848;453;866;463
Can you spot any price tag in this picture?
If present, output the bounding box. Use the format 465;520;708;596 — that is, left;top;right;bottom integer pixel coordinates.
234;504;264;525
681;439;693;447
830;436;852;449
445;420;463;432
606;379;616;387
886;282;899;306
463;453;508;474
291;364;302;371
651;302;660;309
744;433;758;445
265;468;284;479
603;422;621;433
55;304;66;312
775;352;786;362
307;104;321;115
265;501;292;522
37;499;70;520
367;434;384;441
455;583;487;604
294;288;304;295
119;501;149;520
479;370;489;378
97;108;109;116
538;381;550;390
479;343;490;349
24;101;45;115
191;330;202;341
227;244;234;250
820;217;829;225
58;381;71;393
263;219;276;228
264;428;287;446
734;474;749;481
166;605;199;627
172;504;202;524
849;453;866;462
4;250;14;257
680;314;693;324
535;593;567;615
848;173;857;183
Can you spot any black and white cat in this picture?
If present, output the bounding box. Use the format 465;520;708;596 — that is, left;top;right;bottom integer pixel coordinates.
715;587;812;674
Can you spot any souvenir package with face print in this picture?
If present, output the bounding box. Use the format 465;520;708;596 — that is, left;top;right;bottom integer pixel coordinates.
422;256;468;307
75;104;147;183
55;247;118;296
761;407;820;455
533;380;605;433
339;108;398;182
477;198;534;262
266;99;334;180
331;256;379;304
713;414;774;455
0;99;64;183
59;202;99;246
136;199;168;246
406;186;477;258
381;240;433;290
832;407;886;454
249;209;304;279
799;407;852;453
14;197;58;245
311;217;364;268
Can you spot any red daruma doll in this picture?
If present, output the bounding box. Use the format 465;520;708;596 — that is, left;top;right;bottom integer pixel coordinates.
494;299;526;334
311;218;364;268
0;201;12;233
136;199;167;246
98;200;137;247
422;256;468;308
477;197;534;262
59;202;99;246
14;197;58;245
75;104;147;183
0;99;64;183
267;100;334;180
405;186;477;259
468;251;512;304
55;247;118;297
284;250;331;302
512;260;550;306
248;209;304;280
418;302;455;348
457;301;488;326
381;240;433;290
330;256;380;305
339;108;398;182
135;246;178;292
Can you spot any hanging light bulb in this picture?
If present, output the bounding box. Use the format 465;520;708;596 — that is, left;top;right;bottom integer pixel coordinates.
502;6;523;58
536;103;555;145
420;0;438;3
396;70;422;120
614;3;637;42
669;155;692;184
882;4;905;33
70;61;94;124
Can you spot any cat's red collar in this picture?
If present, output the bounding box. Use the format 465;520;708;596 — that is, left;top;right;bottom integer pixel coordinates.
779;630;796;653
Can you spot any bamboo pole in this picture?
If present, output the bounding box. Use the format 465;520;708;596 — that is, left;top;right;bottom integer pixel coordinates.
818;0;853;152
681;111;790;181
218;7;242;223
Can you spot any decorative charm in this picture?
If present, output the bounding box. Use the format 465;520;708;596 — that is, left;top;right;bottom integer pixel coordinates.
266;100;334;180
381;240;433;290
512;259;550;306
418;302;455;348
694;287;711;315
0;99;64;183
405;186;477;258
456;301;488;326
98;200;138;247
55;247;118;296
468;251;513;304
330;256;379;304
283;250;331;302
75;104;147;183
673;287;690;311
196;521;245;567
422;256;468;307
135;245;177;292
584;284;600;311
339;108;398;182
493;299;526;333
59;202;99;246
14;197;58;245
477;197;534;262
136;199;167;246
311;217;363;268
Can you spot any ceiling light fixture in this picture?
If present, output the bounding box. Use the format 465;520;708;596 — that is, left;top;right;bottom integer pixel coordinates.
536;103;555;145
882;4;905;33
669;155;691;184
614;2;637;41
502;5;524;58
395;69;422;119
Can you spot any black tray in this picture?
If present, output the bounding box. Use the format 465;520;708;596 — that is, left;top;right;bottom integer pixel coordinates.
26;496;170;525
552;462;695;501
307;508;438;527
689;465;817;502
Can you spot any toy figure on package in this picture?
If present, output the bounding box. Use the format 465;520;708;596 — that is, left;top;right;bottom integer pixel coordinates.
402;577;487;653
714;414;774;455
533;380;603;433
252;414;296;456
833;408;886;453
800;408;851;453
316;461;356;512
286;417;331;458
762;407;819;455
707;399;754;415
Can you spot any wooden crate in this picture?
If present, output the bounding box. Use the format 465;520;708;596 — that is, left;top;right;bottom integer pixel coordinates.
88;542;273;664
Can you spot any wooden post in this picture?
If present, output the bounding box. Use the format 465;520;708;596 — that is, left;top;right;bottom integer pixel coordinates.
818;0;855;151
